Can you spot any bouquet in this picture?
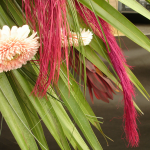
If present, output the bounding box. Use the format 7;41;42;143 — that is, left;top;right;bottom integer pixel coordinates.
0;0;150;149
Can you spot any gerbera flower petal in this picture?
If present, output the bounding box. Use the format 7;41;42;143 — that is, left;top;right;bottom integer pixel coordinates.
17;25;30;38
0;25;39;73
1;25;10;39
10;26;18;39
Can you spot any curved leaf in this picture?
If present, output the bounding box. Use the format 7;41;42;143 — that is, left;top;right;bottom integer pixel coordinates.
12;70;71;150
78;0;150;52
7;72;49;150
19;64;91;150
118;0;150;20
58;66;103;150
0;72;38;150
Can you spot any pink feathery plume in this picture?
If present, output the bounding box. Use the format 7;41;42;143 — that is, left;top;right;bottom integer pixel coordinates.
22;0;69;96
75;2;139;147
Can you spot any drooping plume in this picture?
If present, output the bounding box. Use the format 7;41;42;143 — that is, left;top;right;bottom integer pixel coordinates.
23;0;70;96
0;25;39;72
75;2;139;147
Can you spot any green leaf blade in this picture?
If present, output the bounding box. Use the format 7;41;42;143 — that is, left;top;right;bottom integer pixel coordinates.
78;0;150;53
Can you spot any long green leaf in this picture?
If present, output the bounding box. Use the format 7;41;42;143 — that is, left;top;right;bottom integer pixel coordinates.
58;69;103;150
0;90;32;150
78;0;150;53
127;67;150;100
0;5;15;27
1;0;24;26
59;63;112;144
12;70;71;150
118;0;150;20
19;64;91;150
47;90;90;150
0;72;38;150
7;72;49;150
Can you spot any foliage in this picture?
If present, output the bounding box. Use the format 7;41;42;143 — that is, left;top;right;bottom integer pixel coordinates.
0;0;149;149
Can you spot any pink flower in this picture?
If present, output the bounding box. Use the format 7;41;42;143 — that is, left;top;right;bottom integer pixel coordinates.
0;25;39;72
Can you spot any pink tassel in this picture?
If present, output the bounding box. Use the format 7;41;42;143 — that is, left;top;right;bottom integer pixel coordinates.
75;2;139;147
23;0;69;96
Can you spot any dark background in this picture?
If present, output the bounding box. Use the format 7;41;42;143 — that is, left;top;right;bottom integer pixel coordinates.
0;35;150;149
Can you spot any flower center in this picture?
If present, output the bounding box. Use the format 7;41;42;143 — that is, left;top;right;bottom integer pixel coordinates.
5;53;20;61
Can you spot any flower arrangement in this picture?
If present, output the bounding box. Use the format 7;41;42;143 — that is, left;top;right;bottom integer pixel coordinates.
0;0;150;149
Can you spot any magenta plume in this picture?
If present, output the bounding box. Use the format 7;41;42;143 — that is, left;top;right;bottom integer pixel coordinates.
75;2;139;147
23;0;69;96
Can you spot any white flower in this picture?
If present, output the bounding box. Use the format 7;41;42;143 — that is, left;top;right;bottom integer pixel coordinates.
61;28;93;47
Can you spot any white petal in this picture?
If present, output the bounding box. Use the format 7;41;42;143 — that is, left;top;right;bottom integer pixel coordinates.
0;29;1;39
80;29;93;45
10;26;18;38
1;26;10;39
28;31;37;40
2;25;10;36
17;25;30;39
